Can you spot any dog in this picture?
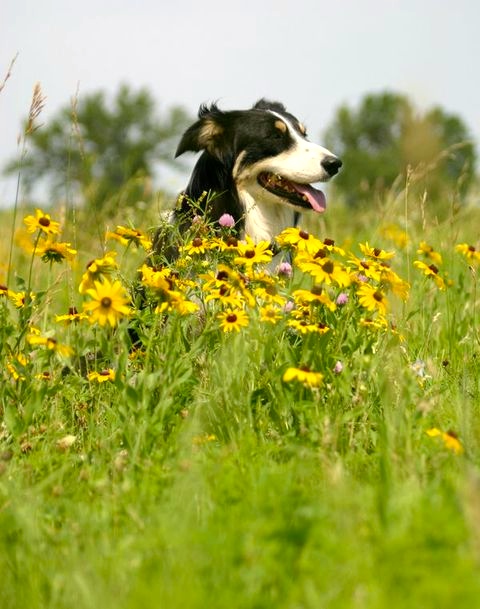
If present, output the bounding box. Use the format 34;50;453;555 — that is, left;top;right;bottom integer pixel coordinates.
153;98;342;257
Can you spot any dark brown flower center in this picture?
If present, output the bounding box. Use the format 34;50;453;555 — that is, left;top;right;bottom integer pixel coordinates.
373;291;384;302
245;249;256;259
192;237;203;247
428;264;439;274
101;297;112;308
39;217;50;227
322;260;334;274
299;230;309;240
226;314;238;323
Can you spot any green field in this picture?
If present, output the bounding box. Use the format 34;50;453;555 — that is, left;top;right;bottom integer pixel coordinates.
1;188;479;609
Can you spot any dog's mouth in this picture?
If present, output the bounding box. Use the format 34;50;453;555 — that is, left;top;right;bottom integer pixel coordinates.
257;172;326;213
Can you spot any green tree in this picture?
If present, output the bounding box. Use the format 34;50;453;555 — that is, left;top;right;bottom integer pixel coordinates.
4;84;191;212
324;91;476;205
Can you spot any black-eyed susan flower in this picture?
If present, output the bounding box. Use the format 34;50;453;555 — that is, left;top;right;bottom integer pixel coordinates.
88;369;115;383
234;237;273;267
379;265;410;300
287;319;330;335
180;236;212;256
36;239;77;263
359;242;395;261
455;243;480;264
259;304;283;324
292;287;336;312
24;209;61;235
55;307;88;324
78;252;118;294
27;334;73;357
426;428;464;455
139;263;172;292
218;308;249;332
296;254;351;287
413;261;446;290
106;225;152;250
357;283;389;316
83;278;131;327
417;241;442;266
359;316;388;331
155;291;199;315
348;255;382;282
8;290;34;308
283;366;323;388
276;227;322;254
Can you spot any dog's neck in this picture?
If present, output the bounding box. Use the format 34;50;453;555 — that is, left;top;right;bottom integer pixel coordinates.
240;190;297;243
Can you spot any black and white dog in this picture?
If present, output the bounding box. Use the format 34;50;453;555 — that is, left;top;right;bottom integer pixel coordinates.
155;99;341;255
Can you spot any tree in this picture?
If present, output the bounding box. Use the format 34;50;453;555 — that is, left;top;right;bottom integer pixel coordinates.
324;91;476;205
4;84;191;212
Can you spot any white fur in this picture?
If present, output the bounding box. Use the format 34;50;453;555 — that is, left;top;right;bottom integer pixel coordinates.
233;112;336;243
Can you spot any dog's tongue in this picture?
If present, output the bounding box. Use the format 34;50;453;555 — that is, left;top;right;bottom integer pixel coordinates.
292;183;327;213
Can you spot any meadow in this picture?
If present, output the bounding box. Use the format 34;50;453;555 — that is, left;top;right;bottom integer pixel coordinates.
0;178;480;609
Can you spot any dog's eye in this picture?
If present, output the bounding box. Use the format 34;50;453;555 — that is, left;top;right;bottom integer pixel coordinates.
274;120;287;134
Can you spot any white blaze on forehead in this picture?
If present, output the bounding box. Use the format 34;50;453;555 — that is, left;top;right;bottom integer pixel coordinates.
259;110;335;183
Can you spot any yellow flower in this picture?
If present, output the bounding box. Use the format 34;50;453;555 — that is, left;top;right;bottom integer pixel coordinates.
380;224;409;248
259;305;283;324
296;254;351;287
139;263;172;291
217;308;249;332
24;209;61;235
234;236;273;267
106;225;152;250
283;366;323;388
88;369;116;383
357;283;389;316
7;354;29;381
455;243;480;264
359;316;388;331
27;334;73;357
358;242;395;261
417;241;442;266
287;319;330;335
413;260;446;290
276;227;324;254
8;290;35;308
180;236;214;256
155;293;199;315
55;307;88;324
78;252;118;294
348;255;382;282
292;287;336;311
379;265;410;301
426;428;464;455
36;239;77;263
83;278;131;327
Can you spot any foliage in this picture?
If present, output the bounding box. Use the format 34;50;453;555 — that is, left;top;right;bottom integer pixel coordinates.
3;84;191;212
324;91;477;206
1;191;480;608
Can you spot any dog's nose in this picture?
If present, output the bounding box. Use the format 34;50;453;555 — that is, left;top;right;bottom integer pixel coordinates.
321;156;343;177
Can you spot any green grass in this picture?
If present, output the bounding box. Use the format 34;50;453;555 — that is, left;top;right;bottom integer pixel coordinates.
1;193;480;609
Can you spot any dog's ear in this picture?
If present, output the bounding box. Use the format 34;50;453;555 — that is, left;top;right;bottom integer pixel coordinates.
175;103;226;158
253;98;287;114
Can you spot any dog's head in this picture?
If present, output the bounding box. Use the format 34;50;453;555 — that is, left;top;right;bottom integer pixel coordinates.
176;99;341;217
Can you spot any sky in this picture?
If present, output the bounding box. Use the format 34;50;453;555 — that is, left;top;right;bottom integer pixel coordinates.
1;0;479;206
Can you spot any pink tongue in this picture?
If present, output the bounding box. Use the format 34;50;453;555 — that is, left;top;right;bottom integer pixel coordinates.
292;183;326;213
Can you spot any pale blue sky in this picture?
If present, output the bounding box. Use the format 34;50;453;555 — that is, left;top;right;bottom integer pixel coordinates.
1;0;479;205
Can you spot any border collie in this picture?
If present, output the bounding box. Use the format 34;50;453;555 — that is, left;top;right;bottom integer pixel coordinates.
154;99;342;255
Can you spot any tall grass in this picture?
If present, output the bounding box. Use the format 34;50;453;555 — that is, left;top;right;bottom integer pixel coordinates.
1;84;479;607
